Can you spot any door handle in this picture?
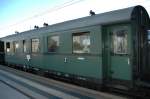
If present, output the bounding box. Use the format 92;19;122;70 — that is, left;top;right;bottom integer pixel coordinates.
64;57;67;63
128;58;130;65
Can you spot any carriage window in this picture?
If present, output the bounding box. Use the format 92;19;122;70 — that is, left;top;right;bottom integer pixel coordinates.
73;32;90;53
23;40;27;53
31;38;39;53
6;42;10;53
48;36;59;52
111;29;128;54
13;41;19;53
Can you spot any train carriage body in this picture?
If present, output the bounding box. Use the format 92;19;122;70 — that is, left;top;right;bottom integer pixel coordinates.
0;5;150;90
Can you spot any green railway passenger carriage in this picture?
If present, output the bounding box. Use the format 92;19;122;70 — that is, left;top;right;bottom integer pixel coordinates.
0;5;150;94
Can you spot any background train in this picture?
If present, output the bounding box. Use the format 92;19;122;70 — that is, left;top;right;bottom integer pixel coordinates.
0;5;150;95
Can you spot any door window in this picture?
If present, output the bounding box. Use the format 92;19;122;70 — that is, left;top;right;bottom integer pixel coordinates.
111;29;128;55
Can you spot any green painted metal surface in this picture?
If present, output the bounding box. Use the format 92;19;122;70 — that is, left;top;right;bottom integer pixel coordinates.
102;24;132;81
110;56;132;80
5;26;103;79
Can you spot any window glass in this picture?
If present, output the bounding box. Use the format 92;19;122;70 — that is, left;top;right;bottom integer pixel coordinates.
23;40;27;53
111;29;128;54
6;42;10;53
73;32;90;53
31;39;39;53
13;41;19;53
48;36;59;52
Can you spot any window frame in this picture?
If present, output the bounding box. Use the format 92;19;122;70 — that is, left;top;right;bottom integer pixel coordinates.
13;41;19;53
23;40;27;53
31;38;40;53
111;27;128;55
72;32;91;54
47;35;60;53
6;42;10;53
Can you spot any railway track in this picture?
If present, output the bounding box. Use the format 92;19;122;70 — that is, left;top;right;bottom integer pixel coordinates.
0;65;127;99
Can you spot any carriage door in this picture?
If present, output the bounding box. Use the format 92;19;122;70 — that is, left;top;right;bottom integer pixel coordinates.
103;25;132;83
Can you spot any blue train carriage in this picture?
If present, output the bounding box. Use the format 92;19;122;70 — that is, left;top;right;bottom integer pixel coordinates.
0;5;150;91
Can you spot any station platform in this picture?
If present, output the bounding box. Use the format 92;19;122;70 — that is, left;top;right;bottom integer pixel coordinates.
0;80;30;99
0;65;127;99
